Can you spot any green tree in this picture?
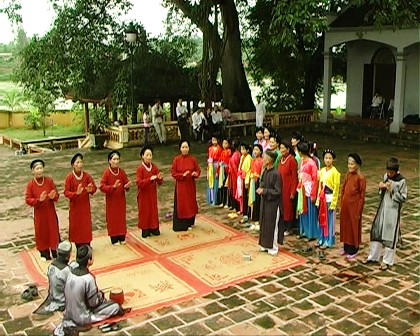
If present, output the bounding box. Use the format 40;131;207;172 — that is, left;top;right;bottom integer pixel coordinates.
249;0;419;111
0;89;25;111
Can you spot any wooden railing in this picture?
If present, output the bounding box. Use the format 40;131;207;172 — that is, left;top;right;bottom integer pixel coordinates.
104;121;180;149
264;110;315;129
103;111;317;148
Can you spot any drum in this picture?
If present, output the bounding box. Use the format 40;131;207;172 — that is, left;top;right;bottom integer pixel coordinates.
109;288;124;305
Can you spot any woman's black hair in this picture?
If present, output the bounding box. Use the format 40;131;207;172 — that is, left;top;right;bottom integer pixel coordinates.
108;150;121;162
231;139;241;151
280;139;295;156
297;141;310;156
71;153;83;166
140;146;153;157
255;127;264;134
253;143;263;154
179;139;191;149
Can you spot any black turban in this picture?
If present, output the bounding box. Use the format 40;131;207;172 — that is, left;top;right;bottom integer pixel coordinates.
30;159;45;170
265;150;278;162
348;153;362;166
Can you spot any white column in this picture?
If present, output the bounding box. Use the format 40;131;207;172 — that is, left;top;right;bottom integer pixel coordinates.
321;50;332;123
390;50;406;133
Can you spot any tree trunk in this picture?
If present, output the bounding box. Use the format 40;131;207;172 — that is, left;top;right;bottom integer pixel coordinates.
84;102;90;133
169;0;254;112
220;0;255;112
302;39;324;110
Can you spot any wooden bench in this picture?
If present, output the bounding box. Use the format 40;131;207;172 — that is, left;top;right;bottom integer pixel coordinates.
225;112;256;137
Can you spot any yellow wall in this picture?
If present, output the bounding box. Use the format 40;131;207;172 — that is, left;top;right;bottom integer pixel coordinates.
0;110;84;128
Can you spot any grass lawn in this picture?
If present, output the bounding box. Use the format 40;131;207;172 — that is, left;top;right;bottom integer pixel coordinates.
0;125;85;141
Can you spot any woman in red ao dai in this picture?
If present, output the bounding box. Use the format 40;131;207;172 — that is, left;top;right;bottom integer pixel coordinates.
136;146;163;238
25;159;60;261
100;150;131;245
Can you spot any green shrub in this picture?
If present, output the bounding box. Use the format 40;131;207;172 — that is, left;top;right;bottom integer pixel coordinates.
24;108;42;129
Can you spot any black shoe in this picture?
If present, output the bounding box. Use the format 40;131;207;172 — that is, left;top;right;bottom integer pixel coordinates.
40;250;52;260
141;230;150;238
151;229;160;236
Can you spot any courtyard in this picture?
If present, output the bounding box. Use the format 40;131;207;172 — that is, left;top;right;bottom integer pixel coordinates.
0;131;418;335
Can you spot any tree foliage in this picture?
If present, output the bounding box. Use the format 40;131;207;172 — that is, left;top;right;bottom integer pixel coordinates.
249;0;419;111
11;0;200;127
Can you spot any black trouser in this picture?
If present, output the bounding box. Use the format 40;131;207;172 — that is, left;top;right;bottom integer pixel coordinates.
251;181;261;222
218;186;228;206
344;243;359;255
40;249;57;260
178;118;190;141
110;235;126;244
144;127;150;145
242;181;249;216
228;189;240;211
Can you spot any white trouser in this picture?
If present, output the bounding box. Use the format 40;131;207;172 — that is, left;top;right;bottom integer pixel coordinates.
368;241;396;266
272;207;280;251
153;122;166;143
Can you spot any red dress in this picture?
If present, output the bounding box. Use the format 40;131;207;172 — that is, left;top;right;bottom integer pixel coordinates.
136;162;163;230
278;154;298;221
339;172;366;247
64;171;97;244
219;148;231;180
99;167;130;237
228;151;241;198
171;154;201;219
25;177;60;251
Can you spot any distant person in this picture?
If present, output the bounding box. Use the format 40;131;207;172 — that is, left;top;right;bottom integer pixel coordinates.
255;99;266;128
99;150;131;245
387;98;394;119
316;149;341;259
369;92;383;118
339;153;366;260
136;146;163;238
363;157;407;270
210;107;223;136
171;140;201;231
278;140;298;236
143;109;151;145
192;109;207;143
176;98;190;140
64;153;97;248
25;159;60;261
258;150;282;256
152;99;166;144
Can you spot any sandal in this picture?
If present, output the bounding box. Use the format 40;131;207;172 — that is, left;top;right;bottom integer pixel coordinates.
21;284;39;301
101;324;121;333
301;246;313;254
362;258;377;265
380;263;390;271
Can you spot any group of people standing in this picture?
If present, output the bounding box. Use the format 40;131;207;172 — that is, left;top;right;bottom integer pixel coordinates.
204;128;407;268
25;140;202;261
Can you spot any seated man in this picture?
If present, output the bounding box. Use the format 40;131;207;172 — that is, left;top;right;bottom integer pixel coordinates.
210;107;223;136
54;246;126;336
192;109;207;143
34;241;74;315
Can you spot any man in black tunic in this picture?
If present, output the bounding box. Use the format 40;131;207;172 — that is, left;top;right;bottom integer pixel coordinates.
257;150;283;255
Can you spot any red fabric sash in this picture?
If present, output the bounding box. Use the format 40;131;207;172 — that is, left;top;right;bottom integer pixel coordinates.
318;188;328;236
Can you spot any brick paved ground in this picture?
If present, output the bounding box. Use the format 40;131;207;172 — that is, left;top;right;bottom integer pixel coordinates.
0;132;418;335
